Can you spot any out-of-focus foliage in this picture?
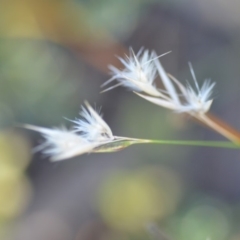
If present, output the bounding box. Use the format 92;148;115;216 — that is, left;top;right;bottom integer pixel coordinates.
0;0;240;240
97;166;183;231
165;196;232;240
76;0;157;39
0;130;32;239
179;203;229;240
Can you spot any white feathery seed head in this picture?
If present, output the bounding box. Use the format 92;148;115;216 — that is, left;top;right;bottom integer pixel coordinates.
132;60;215;115
24;102;117;161
72;101;114;142
24;125;92;161
180;80;215;114
177;63;215;114
102;48;170;97
102;47;215;115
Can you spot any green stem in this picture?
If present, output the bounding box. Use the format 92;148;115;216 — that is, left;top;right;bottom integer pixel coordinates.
138;139;240;149
96;137;240;153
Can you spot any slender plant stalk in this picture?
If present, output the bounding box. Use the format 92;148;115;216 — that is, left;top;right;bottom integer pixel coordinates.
193;113;240;143
95;137;240;153
143;139;240;149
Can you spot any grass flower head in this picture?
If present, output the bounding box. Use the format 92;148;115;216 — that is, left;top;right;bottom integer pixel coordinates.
133;60;215;115
178;63;215;114
72;101;114;142
24;125;92;161
24;102;145;161
102;48;170;97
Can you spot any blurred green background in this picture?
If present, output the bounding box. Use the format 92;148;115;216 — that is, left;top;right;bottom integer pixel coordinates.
0;0;240;239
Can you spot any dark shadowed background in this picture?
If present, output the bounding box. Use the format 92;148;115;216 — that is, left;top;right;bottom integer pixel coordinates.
0;0;240;239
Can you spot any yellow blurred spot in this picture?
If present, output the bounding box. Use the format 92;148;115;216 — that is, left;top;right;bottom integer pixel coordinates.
0;130;32;219
0;0;109;44
97;167;183;231
0;130;31;171
0;173;32;218
0;0;43;38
